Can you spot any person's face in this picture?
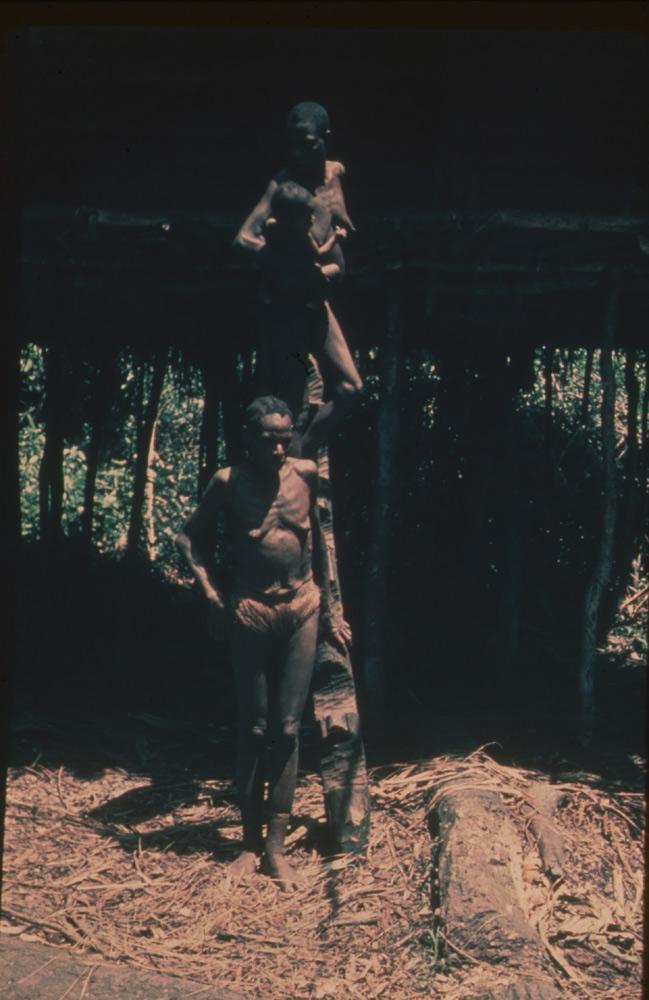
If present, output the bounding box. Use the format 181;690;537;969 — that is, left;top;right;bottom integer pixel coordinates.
288;119;327;169
248;413;293;473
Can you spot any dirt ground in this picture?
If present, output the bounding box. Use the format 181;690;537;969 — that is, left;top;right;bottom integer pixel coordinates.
2;706;644;1000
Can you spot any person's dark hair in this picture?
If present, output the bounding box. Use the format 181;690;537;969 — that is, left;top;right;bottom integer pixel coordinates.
270;181;315;225
244;396;294;430
286;101;330;136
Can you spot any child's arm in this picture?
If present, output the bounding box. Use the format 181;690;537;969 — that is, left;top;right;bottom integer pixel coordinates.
309;225;346;258
233;180;279;253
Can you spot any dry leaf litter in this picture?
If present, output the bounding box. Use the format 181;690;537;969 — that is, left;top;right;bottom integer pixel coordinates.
2;744;644;999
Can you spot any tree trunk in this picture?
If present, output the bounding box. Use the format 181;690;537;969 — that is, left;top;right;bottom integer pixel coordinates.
126;350;167;558
220;349;243;466
4;344;21;552
305;357;370;856
38;345;65;547
601;349;641;627
579;293;617;745
240;347;255;402
641;352;649;575
81;356;114;548
581;347;594;424
198;360;220;498
144;418;159;562
543;345;554;467
362;277;403;719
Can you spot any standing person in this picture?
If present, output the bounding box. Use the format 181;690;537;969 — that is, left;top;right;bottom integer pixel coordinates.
176;396;349;890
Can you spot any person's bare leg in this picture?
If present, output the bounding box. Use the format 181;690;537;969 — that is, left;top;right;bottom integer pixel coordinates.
262;611;318;889
301;301;363;454
229;624;272;878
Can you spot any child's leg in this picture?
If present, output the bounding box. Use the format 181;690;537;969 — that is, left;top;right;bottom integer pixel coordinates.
321;301;363;397
301;301;363;454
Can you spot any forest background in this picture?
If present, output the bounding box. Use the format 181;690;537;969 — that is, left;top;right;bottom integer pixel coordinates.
6;21;648;760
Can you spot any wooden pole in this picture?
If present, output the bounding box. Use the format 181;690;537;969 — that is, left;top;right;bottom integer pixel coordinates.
305;358;371;856
363;275;403;718
579;291;618;746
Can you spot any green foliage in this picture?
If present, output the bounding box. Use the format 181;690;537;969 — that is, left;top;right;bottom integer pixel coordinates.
18;344;204;568
19;345;45;537
17;341;648;660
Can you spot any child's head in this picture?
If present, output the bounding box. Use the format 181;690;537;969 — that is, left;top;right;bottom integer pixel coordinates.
286;102;330;168
270;181;315;231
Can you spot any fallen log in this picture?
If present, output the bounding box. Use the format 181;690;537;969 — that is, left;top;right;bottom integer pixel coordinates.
430;786;560;1000
527;785;567;882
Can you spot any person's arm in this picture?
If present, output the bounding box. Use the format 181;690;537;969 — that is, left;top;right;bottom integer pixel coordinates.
309;228;345;282
175;469;230;609
328;161;355;233
232;180;278;253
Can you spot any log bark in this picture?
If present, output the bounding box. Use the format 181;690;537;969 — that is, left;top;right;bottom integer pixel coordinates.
362;277;402;717
528;785;567;881
430;786;560;1000
126;350;167;557
0;936;246;1000
579;293;617;745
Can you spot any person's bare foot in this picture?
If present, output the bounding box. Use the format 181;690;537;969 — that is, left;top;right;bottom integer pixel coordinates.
261;851;305;891
227;850;258;881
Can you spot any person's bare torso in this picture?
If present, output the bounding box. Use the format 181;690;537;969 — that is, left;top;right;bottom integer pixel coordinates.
225;459;314;598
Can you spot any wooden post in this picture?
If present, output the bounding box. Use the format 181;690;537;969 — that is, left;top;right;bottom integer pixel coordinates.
579;291;617;745
363;275;402;718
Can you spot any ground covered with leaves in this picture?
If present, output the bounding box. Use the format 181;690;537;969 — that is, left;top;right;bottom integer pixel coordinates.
2;717;644;1000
